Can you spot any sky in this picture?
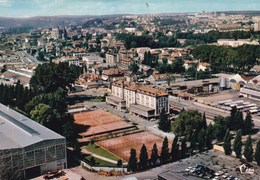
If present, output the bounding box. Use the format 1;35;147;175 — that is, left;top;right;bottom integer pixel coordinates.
0;0;260;18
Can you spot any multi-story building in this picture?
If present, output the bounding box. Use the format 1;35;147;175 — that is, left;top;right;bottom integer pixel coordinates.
51;28;61;40
119;58;133;68
0;103;67;179
106;80;169;119
253;16;260;32
58;56;80;66
105;53;119;65
83;54;104;68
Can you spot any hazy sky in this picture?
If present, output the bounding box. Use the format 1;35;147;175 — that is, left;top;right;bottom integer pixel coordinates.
0;0;260;17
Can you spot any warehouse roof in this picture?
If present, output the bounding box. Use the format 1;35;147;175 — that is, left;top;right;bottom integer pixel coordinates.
0;103;64;150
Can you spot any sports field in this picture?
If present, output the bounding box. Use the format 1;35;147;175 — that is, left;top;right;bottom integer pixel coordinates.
74;110;133;137
96;131;164;161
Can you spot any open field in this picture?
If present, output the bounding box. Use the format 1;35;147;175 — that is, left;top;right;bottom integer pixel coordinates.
74;110;134;137
96;131;164;161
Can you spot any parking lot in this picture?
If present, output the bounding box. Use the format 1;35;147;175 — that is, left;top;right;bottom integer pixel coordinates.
130;150;260;180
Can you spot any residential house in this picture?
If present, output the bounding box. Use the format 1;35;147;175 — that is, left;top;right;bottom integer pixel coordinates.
102;68;124;81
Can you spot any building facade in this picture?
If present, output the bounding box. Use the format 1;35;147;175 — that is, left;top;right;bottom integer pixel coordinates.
106;81;169;118
0;103;67;179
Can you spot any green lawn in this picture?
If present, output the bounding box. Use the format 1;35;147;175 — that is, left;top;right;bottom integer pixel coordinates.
85;143;123;161
85;154;117;167
89;98;105;102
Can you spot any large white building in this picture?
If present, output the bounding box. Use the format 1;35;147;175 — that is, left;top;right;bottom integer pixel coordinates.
106;80;169;118
217;39;259;47
0;103;67;179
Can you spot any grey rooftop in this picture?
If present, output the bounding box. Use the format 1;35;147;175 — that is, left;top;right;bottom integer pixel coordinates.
0;103;64;150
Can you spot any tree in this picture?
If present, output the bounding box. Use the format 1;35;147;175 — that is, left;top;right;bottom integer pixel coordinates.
161;137;170;163
233;130;243;158
26;89;67;115
244;136;254;162
30;103;58;129
90;156;96;165
213;116;227;141
172;110;206;141
201;112;207;129
117;160;123;167
171;136;179;161
197;129;206;152
205;123;214;149
158;109;170;132
128;62;139;74
139;144;148;169
30;62;81;94
228;106;237;130
235;111;244;130
151;143;159;166
189;132;197;153
172;58;185;73
223;129;232;155
166;73;174;86
181;137;187;158
128;148;137;172
243;112;254;135
255;140;260;166
62;115;79;149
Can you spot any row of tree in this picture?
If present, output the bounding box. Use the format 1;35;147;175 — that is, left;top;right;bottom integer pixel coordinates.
213;107;254;143
178;30;257;44
128;136;189;172
116;33;180;50
0;82;35;111
0;62;82;149
171;108;255;152
192;45;260;72
223;130;260;166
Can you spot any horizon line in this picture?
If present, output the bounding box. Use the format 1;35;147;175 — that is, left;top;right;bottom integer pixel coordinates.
1;10;260;19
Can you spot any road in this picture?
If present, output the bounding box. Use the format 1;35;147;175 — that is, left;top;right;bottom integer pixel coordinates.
16;51;42;64
169;96;260;142
170;97;230;119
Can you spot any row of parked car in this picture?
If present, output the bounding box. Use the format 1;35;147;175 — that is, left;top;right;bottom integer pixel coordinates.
185;164;239;180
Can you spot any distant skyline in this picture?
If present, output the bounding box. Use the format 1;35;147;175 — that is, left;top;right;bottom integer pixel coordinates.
0;0;260;18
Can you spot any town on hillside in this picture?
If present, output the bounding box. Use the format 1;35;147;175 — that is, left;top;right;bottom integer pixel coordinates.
1;9;260;180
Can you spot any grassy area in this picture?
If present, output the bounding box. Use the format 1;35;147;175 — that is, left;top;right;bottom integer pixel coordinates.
89;98;105;102
85;154;117;167
85;143;123;161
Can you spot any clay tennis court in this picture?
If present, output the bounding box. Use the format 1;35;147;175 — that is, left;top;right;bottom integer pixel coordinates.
74;110;134;137
96;131;164;161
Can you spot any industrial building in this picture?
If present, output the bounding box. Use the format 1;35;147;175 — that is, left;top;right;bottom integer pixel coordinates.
0;103;67;179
